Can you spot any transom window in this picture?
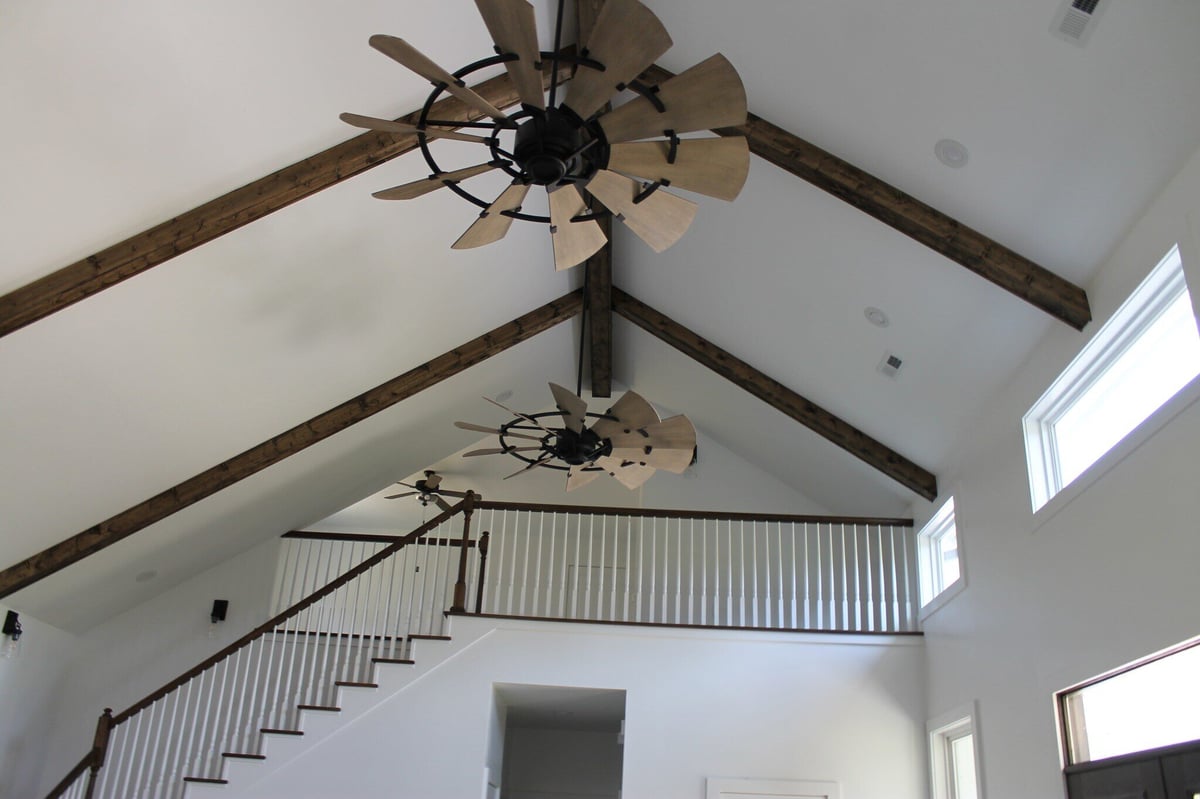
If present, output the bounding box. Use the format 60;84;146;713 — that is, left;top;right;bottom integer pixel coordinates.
1024;245;1200;511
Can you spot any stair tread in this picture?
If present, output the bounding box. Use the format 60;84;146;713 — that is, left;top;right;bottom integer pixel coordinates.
223;752;266;760
335;681;379;688
183;777;229;784
372;657;415;664
297;704;341;712
261;728;304;736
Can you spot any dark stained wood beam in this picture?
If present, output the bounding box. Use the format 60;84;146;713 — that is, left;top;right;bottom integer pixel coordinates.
0;291;583;599
612;287;938;500
639;65;1091;331
0;59;575;340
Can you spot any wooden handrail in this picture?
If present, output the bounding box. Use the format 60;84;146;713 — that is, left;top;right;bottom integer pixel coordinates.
43;752;93;799
111;500;464;725
474;500;914;527
283;531;476;546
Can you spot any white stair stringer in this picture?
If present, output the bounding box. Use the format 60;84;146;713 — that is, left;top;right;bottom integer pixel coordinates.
181;620;495;799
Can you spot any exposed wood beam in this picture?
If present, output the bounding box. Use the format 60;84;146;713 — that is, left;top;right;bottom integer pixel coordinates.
639;65;1091;331
0;59;575;340
612;287;938;500
0;291;583;599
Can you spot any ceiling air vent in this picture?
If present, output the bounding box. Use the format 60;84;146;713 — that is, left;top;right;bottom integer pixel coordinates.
1052;0;1106;46
877;352;904;380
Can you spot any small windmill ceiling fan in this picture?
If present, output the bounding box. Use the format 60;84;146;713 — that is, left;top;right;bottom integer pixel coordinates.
341;0;750;270
384;470;467;512
456;383;696;491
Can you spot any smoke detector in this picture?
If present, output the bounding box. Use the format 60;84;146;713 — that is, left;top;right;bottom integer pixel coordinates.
1052;0;1107;46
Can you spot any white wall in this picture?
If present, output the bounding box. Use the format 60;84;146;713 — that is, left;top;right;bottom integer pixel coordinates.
920;141;1200;796
0;604;78;799
20;537;283;796
241;616;927;799
503;727;623;799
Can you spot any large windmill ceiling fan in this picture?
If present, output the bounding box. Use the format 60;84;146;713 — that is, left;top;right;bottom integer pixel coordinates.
456;383;697;491
341;0;750;270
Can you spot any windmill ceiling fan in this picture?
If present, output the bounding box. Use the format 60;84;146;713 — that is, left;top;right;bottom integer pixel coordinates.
456;383;696;491
341;0;750;270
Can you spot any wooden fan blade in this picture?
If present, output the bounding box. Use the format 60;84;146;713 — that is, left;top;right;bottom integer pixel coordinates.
597;54;746;144
585;170;697;252
475;0;545;110
482;396;556;432
607;137;750;201
422;473;442;490
369;35;509;122
454;420;544;442
564;0;673;121
372;163;498;201
435;496;454;513
437;488;470;498
590;389;660;439
548;382;588;434
503;453;555;480
384;491;419;500
609;414;697;473
566;465;604;491
548;185;607;270
339;113;492;144
463;446;541;457
595;455;656;490
452;183;532;250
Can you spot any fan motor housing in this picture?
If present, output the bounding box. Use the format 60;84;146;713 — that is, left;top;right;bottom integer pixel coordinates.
551;426;609;465
514;109;592;186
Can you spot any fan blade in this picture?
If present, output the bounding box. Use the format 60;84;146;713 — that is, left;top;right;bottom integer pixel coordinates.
422;473;443;490
482;396;556;433
566;465;604;491
437;488;470;498
475;0;545;110
339;112;493;144
590;389;661;440
609;414;697;473
564;0;673;121
597;54;746;144
548;185;607;270
548;382;588;434
503;453;555;480
373;163;498;201
435;496;454;513
608;137;750;201
384;491;419;500
595;455;656;490
452;183;532;250
455;420;544;442
585;170;697;252
463;446;542;457
369;35;509;122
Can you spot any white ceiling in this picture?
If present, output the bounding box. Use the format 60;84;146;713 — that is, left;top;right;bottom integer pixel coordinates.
3;0;1200;625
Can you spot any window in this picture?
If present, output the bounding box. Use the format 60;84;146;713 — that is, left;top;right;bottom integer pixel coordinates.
929;707;982;799
1059;636;1200;765
918;497;961;609
1025;245;1200;511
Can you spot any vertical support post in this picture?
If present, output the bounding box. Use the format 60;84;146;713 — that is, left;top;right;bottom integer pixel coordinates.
474;531;491;614
83;708;113;799
451;492;477;613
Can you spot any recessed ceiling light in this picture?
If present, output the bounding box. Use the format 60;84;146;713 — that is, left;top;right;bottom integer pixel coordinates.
135;569;158;583
864;306;890;328
934;138;969;168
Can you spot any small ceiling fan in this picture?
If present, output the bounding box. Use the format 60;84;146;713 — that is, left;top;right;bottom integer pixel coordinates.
340;0;750;270
455;383;696;490
384;470;467;512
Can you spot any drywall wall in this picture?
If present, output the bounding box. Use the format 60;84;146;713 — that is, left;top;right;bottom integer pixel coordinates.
920;141;1200;796
26;537;282;796
236;616;926;799
0;604;78;799
503;727;623;799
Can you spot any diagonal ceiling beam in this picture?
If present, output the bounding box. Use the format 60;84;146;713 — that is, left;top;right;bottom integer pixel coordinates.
0;58;575;340
0;290;584;599
639;65;1091;331
612;287;938;500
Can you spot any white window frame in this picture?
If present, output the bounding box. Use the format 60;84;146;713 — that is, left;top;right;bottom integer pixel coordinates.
928;703;984;799
918;497;964;617
1024;245;1199;512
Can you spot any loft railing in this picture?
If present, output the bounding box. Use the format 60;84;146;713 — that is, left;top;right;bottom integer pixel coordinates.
44;499;474;799
45;498;916;799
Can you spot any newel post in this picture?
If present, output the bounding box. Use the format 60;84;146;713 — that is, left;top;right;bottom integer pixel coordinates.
474;530;490;614
451;491;477;613
83;708;113;799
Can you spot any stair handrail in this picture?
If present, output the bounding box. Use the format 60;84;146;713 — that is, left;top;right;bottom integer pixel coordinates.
472;499;914;526
42;497;469;799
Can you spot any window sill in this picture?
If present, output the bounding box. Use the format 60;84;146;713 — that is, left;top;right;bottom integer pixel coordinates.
919;576;966;622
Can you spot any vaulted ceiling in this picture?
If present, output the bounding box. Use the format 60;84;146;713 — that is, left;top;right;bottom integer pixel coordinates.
3;0;1200;629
